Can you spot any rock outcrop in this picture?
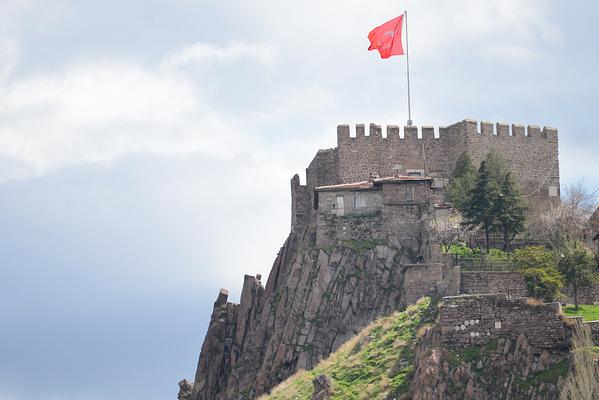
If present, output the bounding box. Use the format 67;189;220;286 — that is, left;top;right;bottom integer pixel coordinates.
190;221;431;399
411;333;570;400
178;379;194;400
311;374;333;400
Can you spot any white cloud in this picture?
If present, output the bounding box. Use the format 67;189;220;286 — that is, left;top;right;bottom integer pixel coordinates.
0;49;265;180
161;41;278;70
0;39;18;82
232;0;560;62
0;1;564;182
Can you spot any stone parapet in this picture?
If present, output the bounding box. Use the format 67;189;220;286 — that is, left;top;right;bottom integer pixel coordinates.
440;294;568;350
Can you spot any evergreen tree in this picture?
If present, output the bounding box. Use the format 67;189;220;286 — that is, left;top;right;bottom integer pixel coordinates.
483;149;509;182
462;160;501;252
495;172;527;250
446;152;476;212
558;243;599;310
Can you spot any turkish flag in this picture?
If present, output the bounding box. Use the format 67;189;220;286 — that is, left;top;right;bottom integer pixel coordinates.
368;15;404;59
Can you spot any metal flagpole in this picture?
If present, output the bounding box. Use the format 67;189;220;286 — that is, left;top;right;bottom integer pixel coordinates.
404;11;412;126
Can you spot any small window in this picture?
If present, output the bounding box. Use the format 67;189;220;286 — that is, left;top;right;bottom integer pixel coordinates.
336;196;345;216
406;169;424;177
548;186;558;197
405;187;415;202
353;195;366;209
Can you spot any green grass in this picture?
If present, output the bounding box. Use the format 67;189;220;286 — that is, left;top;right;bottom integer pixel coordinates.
259;298;436;400
444;340;498;368
515;359;570;391
563;304;599;321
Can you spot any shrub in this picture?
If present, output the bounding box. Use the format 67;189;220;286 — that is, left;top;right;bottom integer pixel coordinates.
514;246;564;301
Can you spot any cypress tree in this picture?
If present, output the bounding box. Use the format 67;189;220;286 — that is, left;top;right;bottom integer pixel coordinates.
463;160;500;252
446;152;476;212
496;172;527;250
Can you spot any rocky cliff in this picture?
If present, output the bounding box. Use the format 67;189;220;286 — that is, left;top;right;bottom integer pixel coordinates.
410;336;569;400
188;218;432;399
256;298;575;400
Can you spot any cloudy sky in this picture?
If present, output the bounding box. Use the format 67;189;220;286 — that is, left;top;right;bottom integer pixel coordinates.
1;1;598;399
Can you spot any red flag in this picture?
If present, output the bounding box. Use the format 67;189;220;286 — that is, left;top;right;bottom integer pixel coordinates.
367;15;404;59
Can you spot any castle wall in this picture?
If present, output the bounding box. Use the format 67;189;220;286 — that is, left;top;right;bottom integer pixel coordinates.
336;123;460;184
403;263;461;306
587;320;599;344
335;120;560;199
290;174;311;231
440;294;568;349
462;120;560;199
563;283;599;305
305;148;339;194
403;263;444;305
316;210;385;246
315;182;435;254
460;271;528;298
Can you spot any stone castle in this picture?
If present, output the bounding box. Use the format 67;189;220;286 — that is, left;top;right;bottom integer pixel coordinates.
180;119;598;400
291;119;560;231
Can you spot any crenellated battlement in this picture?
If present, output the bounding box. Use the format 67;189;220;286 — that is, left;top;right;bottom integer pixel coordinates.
336;119;558;144
333;118;559;200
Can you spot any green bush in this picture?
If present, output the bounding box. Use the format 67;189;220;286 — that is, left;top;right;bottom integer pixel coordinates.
514;246;564;301
443;243;510;261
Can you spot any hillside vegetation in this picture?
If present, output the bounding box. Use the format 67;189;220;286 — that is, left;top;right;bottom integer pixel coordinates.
259;298;436;400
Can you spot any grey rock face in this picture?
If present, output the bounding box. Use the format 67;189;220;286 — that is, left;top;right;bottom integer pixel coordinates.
410;334;569;400
311;374;333;400
178;379;194;400
190;221;429;399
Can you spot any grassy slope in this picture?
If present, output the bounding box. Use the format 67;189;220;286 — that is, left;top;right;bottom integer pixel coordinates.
259;298;436;400
563;304;599;321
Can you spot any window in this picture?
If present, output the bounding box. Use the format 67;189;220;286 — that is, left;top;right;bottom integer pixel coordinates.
336;196;345;216
548;186;558;197
353;194;366;209
406;169;424;177
405;186;415;202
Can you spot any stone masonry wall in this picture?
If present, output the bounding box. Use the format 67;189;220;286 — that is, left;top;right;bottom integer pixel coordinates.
290;174;311;231
563;283;599;304
316;211;385;247
440;294;568;349
403;263;443;306
335;120;559;199
460;271;528;298
587;321;599;344
403;263;461;306
305;149;338;207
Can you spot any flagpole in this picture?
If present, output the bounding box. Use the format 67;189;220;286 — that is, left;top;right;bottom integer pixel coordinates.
404;11;412;126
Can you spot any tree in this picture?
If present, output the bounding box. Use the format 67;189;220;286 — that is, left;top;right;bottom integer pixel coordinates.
559;322;599;400
495;172;527;250
558;243;599;310
529;181;598;251
446;152;476;212
514;246;564;301
427;213;480;249
462;160;501;252
482;149;509;182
